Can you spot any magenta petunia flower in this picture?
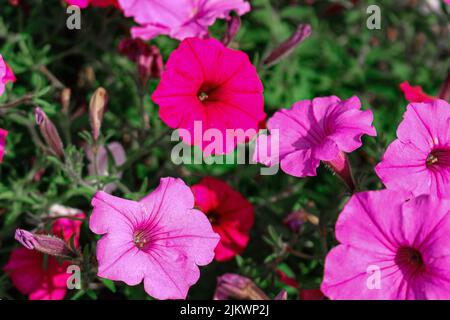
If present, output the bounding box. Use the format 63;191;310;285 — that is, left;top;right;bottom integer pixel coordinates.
65;0;119;8
0;54;16;97
118;0;251;41
152;37;265;155
89;177;220;299
322;190;450;300
254;96;376;183
375;99;450;199
0;128;8;163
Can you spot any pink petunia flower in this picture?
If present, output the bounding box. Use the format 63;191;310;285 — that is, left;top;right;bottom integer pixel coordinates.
0;128;8;163
152;37;265;155
0;54;16;96
65;0;119;8
254;96;376;187
191;177;254;261
321;190;450;300
3;213;85;300
118;0;250;41
89;177;220;299
375;99;450;199
400;81;435;103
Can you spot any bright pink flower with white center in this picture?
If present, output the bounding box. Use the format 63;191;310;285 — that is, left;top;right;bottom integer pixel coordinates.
0;55;16;96
375;99;450;199
89;177;220;300
254;96;376;184
152;37;265;155
322;190;450;300
0;128;8;163
118;0;250;41
3;213;85;300
65;0;119;8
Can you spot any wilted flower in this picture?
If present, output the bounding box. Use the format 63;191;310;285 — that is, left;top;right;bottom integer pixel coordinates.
192;177;254;261
375;99;450;198
35;107;65;159
90;177;219;299
0;128;8;163
87;142;126;193
321;190;450;299
213;273;269;300
0;54;16;96
119;0;251;41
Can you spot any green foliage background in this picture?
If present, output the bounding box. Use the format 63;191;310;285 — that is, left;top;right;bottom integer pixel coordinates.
0;0;449;299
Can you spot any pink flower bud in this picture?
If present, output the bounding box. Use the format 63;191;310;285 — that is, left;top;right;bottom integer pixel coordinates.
89;87;108;142
283;210;319;233
274;289;288;300
221;15;241;47
263;24;312;67
213;273;269;300
15;228;72;258
118;38;163;84
35;107;65;159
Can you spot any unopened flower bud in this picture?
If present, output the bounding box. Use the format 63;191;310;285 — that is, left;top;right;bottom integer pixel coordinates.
263;24;312;67
89;87;107;142
35;107;65;159
283;210;319;233
274;289;288;300
15;229;72;258
61;87;71;114
214;273;269;300
221;15;241;47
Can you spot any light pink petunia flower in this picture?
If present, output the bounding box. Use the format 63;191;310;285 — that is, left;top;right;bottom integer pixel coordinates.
0;128;8;163
0;55;16;97
254;96;376;186
118;0;250;41
89;177;220;299
152;37;265;156
375;99;450;199
322;190;450;300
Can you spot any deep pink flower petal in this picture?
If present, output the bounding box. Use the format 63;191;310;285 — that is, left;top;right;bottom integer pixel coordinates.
0;128;8;163
152;38;265;155
0;55;15;96
400;81;435;103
